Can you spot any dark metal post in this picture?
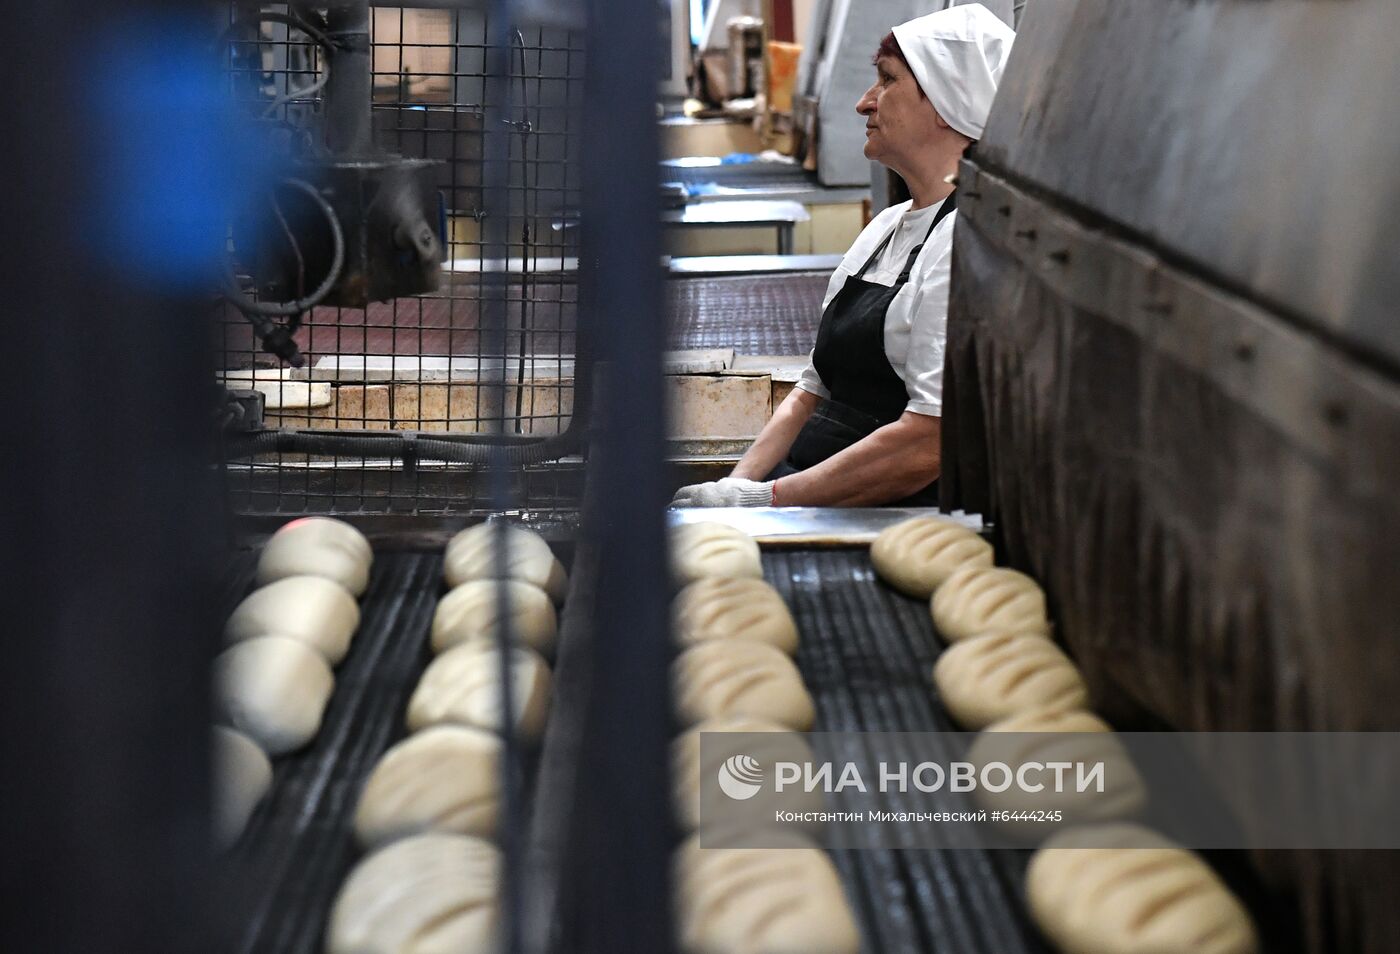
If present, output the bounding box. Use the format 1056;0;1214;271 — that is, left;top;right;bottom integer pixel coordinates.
0;2;225;951
324;0;374;156
569;0;675;948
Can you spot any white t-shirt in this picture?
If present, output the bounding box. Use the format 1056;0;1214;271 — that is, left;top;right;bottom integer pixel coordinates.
794;197;954;417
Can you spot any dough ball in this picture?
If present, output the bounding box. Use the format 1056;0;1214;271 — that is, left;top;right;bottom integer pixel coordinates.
326;832;500;954
224;575;360;665
406;642;553;742
932;631;1088;729
967;707;1147;838
673;577;798;655
672;716;822;832
674;641;814;730
675;829;860;954
432;579;558;656
444;523;568;603
353;725;501;848
1026;824;1258;954
671;522;762;586
211;726;271;849
215;635;335;756
930;565;1050;643
870;516;994;598
255;516;372;596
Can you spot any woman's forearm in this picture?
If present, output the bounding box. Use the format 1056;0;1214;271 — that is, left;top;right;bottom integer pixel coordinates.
775;412;941;506
731;387;822;480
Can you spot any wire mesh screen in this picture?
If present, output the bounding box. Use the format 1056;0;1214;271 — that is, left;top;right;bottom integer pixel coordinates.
218;5;585;516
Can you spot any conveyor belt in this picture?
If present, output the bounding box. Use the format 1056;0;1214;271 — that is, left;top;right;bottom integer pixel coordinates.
238;270;829;361
765;549;1053;954
666;271;828;354
217;549;446;954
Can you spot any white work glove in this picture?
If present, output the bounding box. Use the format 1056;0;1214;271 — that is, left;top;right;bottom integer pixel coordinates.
670;477;775;508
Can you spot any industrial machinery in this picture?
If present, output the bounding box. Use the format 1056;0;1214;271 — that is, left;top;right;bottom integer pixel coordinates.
942;1;1400;951
5;0;1398;952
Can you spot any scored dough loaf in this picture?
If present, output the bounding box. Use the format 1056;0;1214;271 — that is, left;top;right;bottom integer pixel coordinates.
255;516;372;596
967;707;1146;837
406;642;553;742
672;577;799;655
215;635;335;756
353;725;501;848
326;832;500;954
930;565;1050;642
932;631;1088;729
224;575;360;665
1026;824;1259;954
674;641;815;730
670;522;763;586
675;829;860;954
443;523;568;603
211;726;272;849
432;578;558;656
671;715;822;832
870;516;994;599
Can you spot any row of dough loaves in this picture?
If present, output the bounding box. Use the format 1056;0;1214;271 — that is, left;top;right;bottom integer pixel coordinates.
874;518;1128;825
871;517;1066;727
870;515;1051;640
873;518;1257;951
669;524;814;728
326;522;565;954
670;571;810;830
214;517;372;847
668;531;861;954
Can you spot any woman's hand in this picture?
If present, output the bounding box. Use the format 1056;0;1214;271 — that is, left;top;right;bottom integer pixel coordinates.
670;477;775;509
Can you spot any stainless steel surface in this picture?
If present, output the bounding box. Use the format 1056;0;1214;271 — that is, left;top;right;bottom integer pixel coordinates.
684;186;868;204
983;0;1400;374
668;253;844;275
667;506;984;543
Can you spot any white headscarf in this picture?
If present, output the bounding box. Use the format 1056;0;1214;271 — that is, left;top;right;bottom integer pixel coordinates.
891;4;1015;140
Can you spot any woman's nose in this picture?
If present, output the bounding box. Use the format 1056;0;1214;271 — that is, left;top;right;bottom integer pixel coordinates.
856;84;877;115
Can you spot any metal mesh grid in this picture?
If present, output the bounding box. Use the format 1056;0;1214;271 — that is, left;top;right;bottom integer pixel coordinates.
665;271;828;353
218;5;584;516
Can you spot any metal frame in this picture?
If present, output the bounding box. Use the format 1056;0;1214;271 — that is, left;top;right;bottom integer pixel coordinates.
218;3;593;516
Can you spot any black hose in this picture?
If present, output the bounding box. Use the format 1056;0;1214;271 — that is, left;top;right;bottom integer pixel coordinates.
224;423;587;466
223;177;345;318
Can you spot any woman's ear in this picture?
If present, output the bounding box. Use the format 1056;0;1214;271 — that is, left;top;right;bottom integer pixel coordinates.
932;108;953;130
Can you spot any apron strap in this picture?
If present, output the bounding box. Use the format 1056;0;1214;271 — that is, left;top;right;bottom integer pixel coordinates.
853;191;958;282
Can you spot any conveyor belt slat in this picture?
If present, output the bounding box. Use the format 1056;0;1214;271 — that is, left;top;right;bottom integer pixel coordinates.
765;549;1052;954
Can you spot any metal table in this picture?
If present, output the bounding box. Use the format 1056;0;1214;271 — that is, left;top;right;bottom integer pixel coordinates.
661;199;812;254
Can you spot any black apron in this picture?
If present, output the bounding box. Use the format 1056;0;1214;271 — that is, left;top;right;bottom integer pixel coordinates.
769;194;956;506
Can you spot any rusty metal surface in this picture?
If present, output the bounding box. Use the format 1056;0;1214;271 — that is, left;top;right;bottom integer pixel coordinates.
981;0;1400;374
942;162;1400;954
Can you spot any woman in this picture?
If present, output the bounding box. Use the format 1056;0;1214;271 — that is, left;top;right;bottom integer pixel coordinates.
672;5;1014;508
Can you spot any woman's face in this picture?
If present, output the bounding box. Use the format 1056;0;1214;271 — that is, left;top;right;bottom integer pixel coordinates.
856;54;942;171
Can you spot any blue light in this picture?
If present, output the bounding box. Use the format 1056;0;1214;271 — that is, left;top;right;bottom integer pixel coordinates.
86;17;275;290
